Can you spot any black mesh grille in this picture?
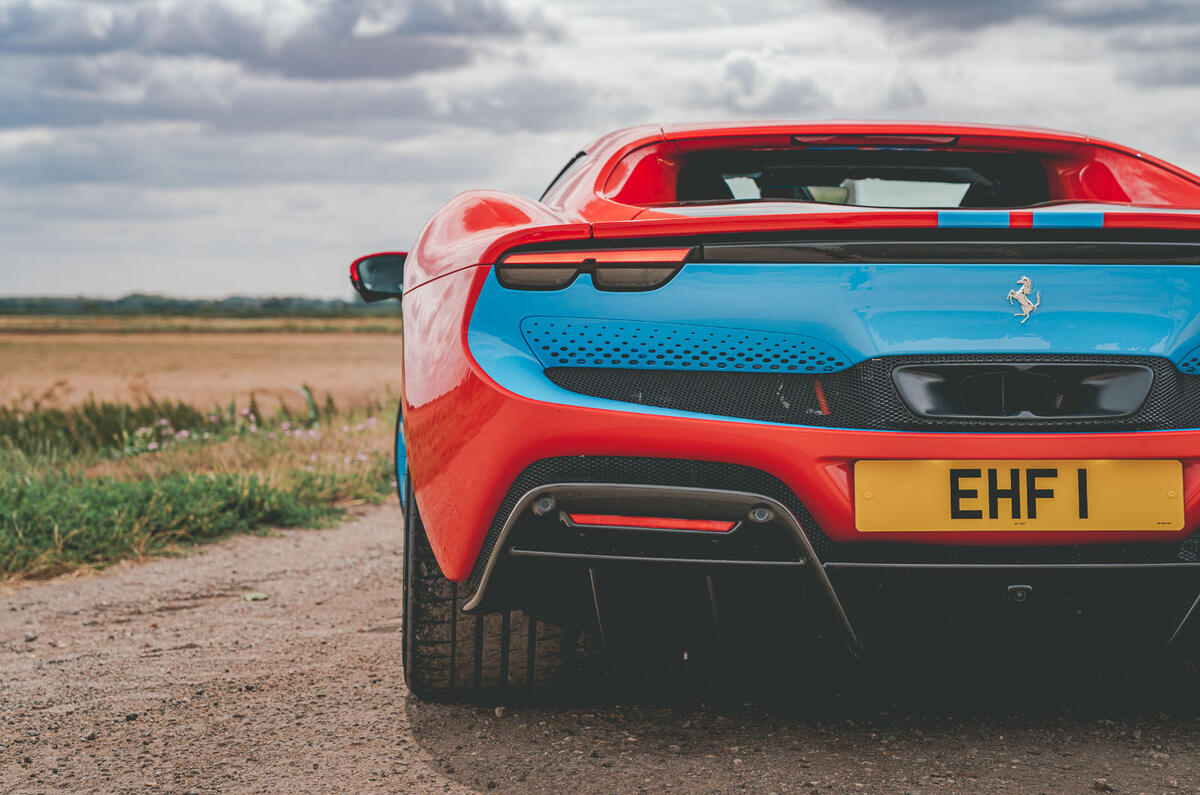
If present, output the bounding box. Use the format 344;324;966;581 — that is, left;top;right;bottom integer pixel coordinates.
546;354;1200;432
471;456;1199;581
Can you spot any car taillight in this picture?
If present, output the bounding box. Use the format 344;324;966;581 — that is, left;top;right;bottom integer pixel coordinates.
497;247;691;291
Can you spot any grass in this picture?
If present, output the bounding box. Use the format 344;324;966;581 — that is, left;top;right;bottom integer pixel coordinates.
0;388;397;581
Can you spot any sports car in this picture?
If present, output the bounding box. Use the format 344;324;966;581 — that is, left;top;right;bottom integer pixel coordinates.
350;121;1200;698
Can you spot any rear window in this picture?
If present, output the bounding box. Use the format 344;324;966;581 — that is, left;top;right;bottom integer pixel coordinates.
675;149;1050;209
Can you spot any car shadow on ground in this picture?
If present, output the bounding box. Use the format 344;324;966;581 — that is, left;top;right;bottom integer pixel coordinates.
405;642;1200;793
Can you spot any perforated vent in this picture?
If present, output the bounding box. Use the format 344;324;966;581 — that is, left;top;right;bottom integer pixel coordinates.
546;353;1200;433
1180;345;1200;375
520;317;850;373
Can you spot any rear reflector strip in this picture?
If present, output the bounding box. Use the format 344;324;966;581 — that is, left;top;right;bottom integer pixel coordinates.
567;513;736;532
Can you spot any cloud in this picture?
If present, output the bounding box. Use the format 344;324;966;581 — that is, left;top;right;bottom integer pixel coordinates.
7;0;1200;300
696;49;833;117
0;123;501;188
834;0;1042;30
834;0;1200;31
0;0;558;79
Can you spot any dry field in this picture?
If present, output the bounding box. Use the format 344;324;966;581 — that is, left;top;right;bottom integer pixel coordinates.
0;325;403;411
0;315;404;334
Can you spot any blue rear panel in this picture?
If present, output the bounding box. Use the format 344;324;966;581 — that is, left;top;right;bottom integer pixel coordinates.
467;261;1200;428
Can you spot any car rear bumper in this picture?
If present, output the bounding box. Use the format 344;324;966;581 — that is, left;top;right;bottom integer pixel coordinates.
402;266;1200;585
460;469;1200;655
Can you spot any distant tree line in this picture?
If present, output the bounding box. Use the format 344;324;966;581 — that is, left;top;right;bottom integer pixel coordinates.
0;293;401;317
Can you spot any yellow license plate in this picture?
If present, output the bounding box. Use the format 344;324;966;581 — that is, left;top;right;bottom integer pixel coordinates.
854;459;1184;532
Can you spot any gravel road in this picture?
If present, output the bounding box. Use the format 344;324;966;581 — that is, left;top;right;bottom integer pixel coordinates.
3;504;1199;794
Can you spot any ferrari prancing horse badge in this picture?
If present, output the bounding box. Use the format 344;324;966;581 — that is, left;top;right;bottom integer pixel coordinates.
1007;275;1041;324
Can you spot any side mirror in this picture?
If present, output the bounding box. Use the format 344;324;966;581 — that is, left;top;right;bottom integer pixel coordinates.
350;252;407;302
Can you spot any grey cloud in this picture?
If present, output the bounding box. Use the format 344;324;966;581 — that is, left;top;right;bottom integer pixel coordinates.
835;0;1200;31
834;0;1041;30
439;75;646;133
695;51;832;117
882;76;926;111
0;57;442;132
0;185;219;222
833;0;1200;92
0;125;499;188
1106;29;1200;87
0;57;616;139
0;0;557;80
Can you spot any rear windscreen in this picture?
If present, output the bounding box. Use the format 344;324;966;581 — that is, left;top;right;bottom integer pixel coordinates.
675;149;1050;209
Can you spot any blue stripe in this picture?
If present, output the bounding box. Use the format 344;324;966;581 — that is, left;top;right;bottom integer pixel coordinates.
937;211;1010;228
1032;211;1104;228
395;420;407;507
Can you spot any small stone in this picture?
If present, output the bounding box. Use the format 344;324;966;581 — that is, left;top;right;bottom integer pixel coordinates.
84;731;96;741
244;593;268;602
1092;779;1117;792
24;633;36;643
494;706;508;718
125;713;138;722
486;781;497;790
669;744;682;753
1150;750;1170;761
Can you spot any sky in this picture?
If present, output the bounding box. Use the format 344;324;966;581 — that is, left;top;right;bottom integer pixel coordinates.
4;0;1200;299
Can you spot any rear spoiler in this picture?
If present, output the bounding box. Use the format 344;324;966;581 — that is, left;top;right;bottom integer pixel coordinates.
592;207;1200;241
487;208;1200;265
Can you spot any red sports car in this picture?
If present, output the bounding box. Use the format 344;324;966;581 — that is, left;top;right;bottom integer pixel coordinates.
351;122;1200;698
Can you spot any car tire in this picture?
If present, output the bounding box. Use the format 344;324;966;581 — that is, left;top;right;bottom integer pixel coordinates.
401;475;589;700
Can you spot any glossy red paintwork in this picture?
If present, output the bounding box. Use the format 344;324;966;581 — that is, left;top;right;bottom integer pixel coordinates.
542;121;1200;225
395;121;1200;581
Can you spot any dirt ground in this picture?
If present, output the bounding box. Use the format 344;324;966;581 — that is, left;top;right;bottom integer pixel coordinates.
0;332;402;411
3;505;1200;794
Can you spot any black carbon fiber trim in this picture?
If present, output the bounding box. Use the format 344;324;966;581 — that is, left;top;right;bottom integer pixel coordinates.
470;457;1200;581
545;354;1200;433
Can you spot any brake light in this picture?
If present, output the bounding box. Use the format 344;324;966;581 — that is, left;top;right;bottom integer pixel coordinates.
791;134;958;147
497;247;691;291
567;513;736;533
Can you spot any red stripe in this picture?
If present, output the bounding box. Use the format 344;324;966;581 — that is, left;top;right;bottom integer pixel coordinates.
567;513;735;532
1009;210;1033;228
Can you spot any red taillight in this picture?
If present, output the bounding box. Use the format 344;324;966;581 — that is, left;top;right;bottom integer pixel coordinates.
567;513;736;533
497;247;691;291
813;377;831;416
504;248;691;265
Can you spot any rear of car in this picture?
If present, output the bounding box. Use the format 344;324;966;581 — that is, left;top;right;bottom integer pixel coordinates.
381;123;1200;698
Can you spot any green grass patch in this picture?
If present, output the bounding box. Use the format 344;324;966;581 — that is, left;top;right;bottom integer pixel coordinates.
0;470;359;578
0;390;397;580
